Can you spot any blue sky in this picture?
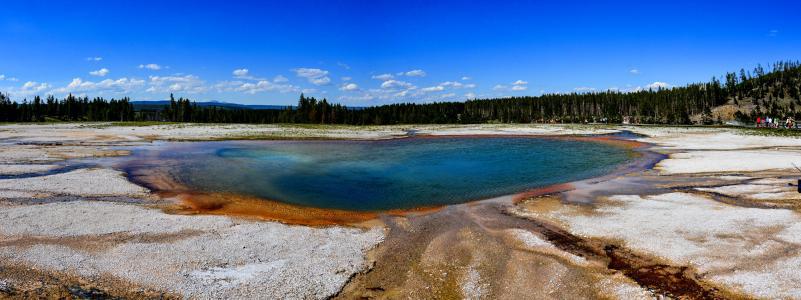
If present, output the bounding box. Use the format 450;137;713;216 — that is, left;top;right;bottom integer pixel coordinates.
0;0;799;105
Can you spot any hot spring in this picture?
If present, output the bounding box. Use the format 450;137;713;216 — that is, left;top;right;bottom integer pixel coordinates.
119;136;632;211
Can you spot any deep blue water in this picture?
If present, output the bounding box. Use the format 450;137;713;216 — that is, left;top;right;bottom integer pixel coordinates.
125;137;631;211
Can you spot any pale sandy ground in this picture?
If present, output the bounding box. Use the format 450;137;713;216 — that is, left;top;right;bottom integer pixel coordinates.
0;201;384;299
2;123;801;299
0;168;149;198
0;164;59;175
0;122;617;142
512;125;801;298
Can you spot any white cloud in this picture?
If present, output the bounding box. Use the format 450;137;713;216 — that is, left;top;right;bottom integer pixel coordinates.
233;82;260;94
0;75;17;82
337;62;351;70
465;92;477;99
441;81;476;89
273;75;288;83
8;81;52;97
339;95;372;102
239;81;294;94
215;79;297;94
402;69;426;77
139;63;162;70
629;69;640;75
574;87;596;92
147;74;206;93
51;77;145;95
337;94;376;102
341;76;352;81
492;80;529;91
340;83;359;91
768;29;779;37
420;86;445;92
293;68;327;79
494;83;526;92
339;80;470;104
231;68;271;81
646;81;671;90
461;76;471;81
372;73;394;81
380;79;414;90
622;82;673;93
310;77;331;85
86;57;103;61
292;68;331;86
89;68;109;77
417;81;477;94
341;89;391;102
23;81;50;90
232;68;249;77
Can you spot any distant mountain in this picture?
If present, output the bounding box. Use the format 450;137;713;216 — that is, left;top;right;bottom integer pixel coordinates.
131;100;292;111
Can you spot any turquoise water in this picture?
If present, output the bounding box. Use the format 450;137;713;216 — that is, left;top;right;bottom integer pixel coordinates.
124;137;630;211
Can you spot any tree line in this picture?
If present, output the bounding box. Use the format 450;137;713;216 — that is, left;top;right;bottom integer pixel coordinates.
0;94;134;122
1;60;800;125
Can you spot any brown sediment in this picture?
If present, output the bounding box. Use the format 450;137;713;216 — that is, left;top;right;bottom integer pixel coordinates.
514;208;734;299
512;183;574;203
602;245;734;300
691;189;793;209
0;261;178;299
544;134;650;151
165;191;443;227
661;172;801;211
0;230;204;254
508;196;749;300
47;147;132;160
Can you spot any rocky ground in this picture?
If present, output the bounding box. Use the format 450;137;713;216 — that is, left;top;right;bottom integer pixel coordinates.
1;123;800;299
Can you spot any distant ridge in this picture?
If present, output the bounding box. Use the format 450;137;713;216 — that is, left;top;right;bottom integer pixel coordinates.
131;100;292;111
